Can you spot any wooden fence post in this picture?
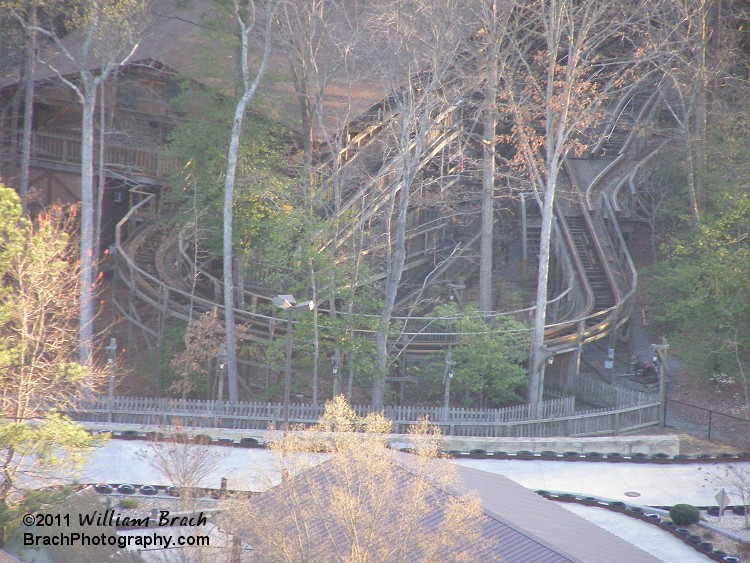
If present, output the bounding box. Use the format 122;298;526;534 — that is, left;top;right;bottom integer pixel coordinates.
65;393;663;437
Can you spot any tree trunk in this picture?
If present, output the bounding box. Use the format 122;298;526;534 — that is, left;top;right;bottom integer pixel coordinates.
684;130;701;225
373;124;415;408
94;80;106;270
373;177;409;409
19;12;37;216
222;92;251;404
299;88;314;189
79;85;96;367
479;46;498;315
695;0;710;214
222;2;277;403
527;170;557;409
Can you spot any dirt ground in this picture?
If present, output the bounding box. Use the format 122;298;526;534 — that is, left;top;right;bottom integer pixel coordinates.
634;426;738;456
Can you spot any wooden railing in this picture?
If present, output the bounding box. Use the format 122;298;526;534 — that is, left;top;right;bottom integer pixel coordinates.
31;129;179;179
325;103;462;250
63;392;660;437
549;374;658;409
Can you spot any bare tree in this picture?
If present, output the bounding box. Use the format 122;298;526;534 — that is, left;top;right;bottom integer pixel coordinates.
225;396;487;561
31;0;151;367
369;0;468;409
275;0;367;403
632;160;677;260
499;0;639;407
642;0;717;225
143;424;229;510
221;0;278;403
470;0;516;315
703;463;750;528
275;0;358;180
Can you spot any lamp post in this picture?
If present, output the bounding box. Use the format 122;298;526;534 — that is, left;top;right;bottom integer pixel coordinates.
273;294;315;429
105;337;117;423
443;351;456;420
331;348;341;398
651;338;669;426
216;342;227;403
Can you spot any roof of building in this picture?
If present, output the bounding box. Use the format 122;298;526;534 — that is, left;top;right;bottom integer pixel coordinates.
453;464;663;562
0;0;386;139
234;451;661;563
0;549;22;563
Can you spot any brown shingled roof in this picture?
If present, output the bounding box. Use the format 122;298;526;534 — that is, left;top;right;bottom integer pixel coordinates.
453;465;662;563
231;452;660;562
0;549;22;563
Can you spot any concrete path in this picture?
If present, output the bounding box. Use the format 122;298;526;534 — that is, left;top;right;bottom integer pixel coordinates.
29;440;324;493
559;504;712;562
454;458;749;506
24;440;750;562
455;458;750;563
30;440;748;563
49;441;748;508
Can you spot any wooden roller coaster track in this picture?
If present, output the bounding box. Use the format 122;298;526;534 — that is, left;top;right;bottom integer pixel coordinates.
113;87;658;364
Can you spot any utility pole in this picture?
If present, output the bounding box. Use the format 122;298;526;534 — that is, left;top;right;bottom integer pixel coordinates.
651;337;669;426
106;337;117;423
443;351;456;421
272;295;314;430
331;348;341;398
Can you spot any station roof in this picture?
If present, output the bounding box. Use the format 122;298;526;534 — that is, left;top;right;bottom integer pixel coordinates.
234;451;660;562
0;0;387;140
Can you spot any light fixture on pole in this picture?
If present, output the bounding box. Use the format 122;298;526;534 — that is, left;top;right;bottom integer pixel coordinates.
443;351;456;420
651;339;670;426
216;342;227;403
273;294;315;429
331;348;341;398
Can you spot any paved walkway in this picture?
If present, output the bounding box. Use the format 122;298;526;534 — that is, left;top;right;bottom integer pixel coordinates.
34;441;749;562
453;458;749;506
455;458;750;563
71;440;320;491
559;504;711;562
60;441;749;507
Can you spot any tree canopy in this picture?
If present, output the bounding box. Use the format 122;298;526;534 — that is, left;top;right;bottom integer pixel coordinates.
225;396;488;562
0;185;99;543
647;105;750;400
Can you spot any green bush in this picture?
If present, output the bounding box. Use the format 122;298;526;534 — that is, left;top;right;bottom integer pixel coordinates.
669;503;700;525
118;498;139;510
